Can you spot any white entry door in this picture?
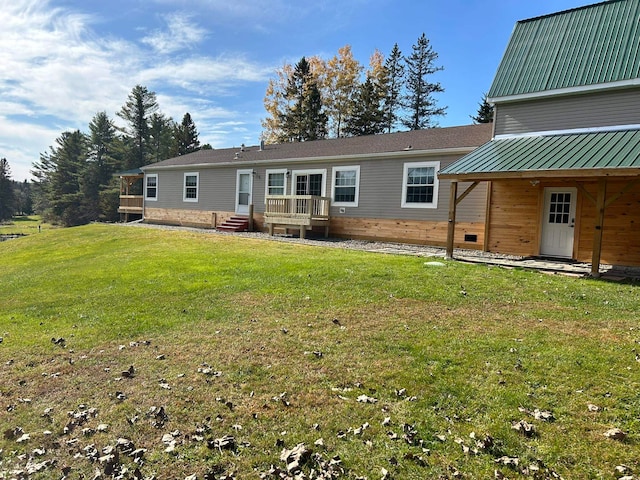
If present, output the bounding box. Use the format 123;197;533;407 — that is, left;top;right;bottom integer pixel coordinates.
236;170;253;215
540;187;577;258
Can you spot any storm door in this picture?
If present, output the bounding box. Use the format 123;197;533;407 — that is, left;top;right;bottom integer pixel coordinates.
236;170;253;215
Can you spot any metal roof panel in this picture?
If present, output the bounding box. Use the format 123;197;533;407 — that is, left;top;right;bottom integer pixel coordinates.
489;0;640;99
439;130;640;177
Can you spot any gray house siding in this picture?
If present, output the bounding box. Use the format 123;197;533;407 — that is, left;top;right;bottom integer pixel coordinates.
149;153;486;224
494;89;640;136
153;169;236;211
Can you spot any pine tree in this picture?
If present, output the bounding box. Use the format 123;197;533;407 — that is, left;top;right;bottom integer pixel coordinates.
471;93;494;123
14;180;33;216
149;113;175;162
280;57;328;142
85;112;123;221
117;85;159;169
383;43;405;133
344;78;386;136
32;131;89;226
402;34;446;130
0;158;17;221
172;113;201;156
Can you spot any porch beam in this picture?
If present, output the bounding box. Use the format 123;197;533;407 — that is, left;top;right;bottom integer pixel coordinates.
483;181;493;252
456;181;480;204
591;178;607;277
445;182;480;260
604;178;640;209
575;182;596;205
445;181;458;259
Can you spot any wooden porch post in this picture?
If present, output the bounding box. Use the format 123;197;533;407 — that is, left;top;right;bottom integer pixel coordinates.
446;181;458;259
591;178;607;277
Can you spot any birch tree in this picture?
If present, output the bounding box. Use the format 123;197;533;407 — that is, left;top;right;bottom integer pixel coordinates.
323;45;363;138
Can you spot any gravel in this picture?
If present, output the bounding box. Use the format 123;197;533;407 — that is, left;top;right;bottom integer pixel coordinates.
119;221;522;260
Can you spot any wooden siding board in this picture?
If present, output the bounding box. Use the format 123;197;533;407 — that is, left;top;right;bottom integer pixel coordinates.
576;179;640;265
493;90;640;137
487;179;640;266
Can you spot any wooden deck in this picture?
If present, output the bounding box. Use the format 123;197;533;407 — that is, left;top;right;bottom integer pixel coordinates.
118;195;143;214
263;195;331;239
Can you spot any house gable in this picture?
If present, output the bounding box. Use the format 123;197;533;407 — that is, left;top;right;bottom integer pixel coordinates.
489;0;640;102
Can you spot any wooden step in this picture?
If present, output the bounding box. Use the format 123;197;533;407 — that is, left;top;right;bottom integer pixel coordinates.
217;216;250;232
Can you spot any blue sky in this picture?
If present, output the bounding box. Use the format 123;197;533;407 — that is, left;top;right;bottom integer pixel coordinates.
1;0;588;181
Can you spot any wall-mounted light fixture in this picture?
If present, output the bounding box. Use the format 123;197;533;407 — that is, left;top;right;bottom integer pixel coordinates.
286;170;291;178
530;179;540;186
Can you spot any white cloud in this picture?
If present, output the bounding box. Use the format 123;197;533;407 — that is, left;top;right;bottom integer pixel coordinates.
0;0;275;180
138;55;273;94
142;12;207;54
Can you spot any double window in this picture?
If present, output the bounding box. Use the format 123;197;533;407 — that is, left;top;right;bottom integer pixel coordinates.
331;166;360;207
145;174;158;200
401;161;439;208
183;172;199;202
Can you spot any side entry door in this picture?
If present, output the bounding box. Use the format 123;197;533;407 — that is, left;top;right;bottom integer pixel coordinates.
540;187;576;258
236;170;253;215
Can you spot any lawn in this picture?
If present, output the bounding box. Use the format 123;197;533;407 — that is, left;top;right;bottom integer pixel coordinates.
0;215;57;236
1;223;639;479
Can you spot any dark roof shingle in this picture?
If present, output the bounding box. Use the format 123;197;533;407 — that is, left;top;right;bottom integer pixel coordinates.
144;124;492;170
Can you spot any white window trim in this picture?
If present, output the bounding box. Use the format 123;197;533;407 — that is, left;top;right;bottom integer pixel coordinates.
331;165;360;207
290;169;327;196
401;161;440;209
265;168;288;198
145;173;158;201
183;172;199;202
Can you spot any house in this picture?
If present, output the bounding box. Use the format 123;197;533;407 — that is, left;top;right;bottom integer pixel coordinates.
124;124;492;247
439;0;640;275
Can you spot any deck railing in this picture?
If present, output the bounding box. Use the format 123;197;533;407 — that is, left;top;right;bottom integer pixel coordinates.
118;195;144;211
265;195;331;220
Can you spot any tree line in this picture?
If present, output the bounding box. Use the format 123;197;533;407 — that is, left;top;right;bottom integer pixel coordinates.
28;85;205;226
262;35;493;143
262;34;449;143
0;158;33;222
0;35;493;226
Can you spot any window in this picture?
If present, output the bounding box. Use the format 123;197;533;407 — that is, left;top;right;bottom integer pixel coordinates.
183;172;199;202
401;161;440;208
548;192;571;224
332;166;360;206
145;174;158;200
266;169;287;196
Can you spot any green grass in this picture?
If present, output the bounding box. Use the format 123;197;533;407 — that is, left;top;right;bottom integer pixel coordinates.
0;215;57;236
1;223;640;479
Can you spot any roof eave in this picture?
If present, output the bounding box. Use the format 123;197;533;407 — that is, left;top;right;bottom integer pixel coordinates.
488;78;640;105
439;167;640;181
142;146;479;172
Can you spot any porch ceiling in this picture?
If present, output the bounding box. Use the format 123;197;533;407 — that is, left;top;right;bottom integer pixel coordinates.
439;129;640;181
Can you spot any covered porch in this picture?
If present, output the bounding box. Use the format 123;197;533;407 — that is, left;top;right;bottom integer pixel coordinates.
116;169;144;222
263;195;331;239
439;130;640;277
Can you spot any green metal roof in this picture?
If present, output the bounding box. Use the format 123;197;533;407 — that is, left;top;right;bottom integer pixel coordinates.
489;0;640;99
439;129;640;179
